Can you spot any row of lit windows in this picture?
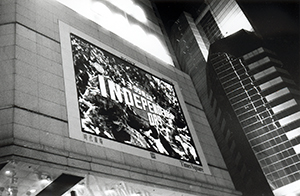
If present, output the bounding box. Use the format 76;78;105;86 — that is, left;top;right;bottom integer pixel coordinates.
208;54;226;66
211;53;280;84
226;86;251;101
258;141;288;157
257;142;295;162
261;160;300;187
216;63;249;81
231;95;265;112
216;65;240;77
238;105;275;129
252;139;280;154
213;55;286;101
209;46;300;191
262;157;299;182
253;66;277;81
246;114;300;142
286;127;300;141
248;57;268;70
221;77;243;89
215;61;247;77
279;111;300;127
240;115;265;128
242;47;270;61
248;122;300;150
230;88;259;104
265;87;291;102
212;56;252;78
238;109;260;123
253;142;299;169
260;146;296;167
210;54;235;69
243;114;275;131
266;159;300;178
211;61;233;74
252;132;291;152
226;79;255;95
210;53;299;144
244;120;278;136
235;103;256;117
268;168;300;188
219;72;244;84
273;172;300;188
224;81;252;97
225;81;256;98
250;128;286;148
259;77;284;91
199;11;223;44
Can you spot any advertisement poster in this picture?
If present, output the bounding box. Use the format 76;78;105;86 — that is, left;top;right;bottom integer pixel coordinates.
71;34;202;166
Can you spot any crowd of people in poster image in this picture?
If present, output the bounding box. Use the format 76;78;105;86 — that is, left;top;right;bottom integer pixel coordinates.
71;34;201;165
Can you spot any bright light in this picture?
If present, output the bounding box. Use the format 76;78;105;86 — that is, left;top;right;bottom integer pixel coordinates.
104;189;116;195
92;2;111;17
57;0;94;20
146;34;172;63
110;0;134;13
110;14;130;37
29;189;36;193
38;172;52;185
130;193;141;196
220;16;253;36
128;24;147;47
273;179;300;196
217;4;253;36
131;5;147;23
104;0;147;22
5;170;12;175
72;180;85;191
56;0;173;65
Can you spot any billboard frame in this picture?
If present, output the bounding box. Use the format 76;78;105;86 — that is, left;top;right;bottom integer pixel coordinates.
59;21;210;174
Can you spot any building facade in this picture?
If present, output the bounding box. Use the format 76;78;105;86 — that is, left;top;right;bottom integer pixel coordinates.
208;30;300;196
169;0;300;196
0;0;241;195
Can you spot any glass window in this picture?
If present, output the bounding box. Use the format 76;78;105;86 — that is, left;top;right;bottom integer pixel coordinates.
199;11;223;43
241;116;258;127
266;88;290;102
279;111;300;126
286;127;300;140
248;57;270;70
238;110;257;121
253;66;276;80
224;82;243;93
293;143;300;154
272;99;297;114
230;93;248;104
259;77;283;91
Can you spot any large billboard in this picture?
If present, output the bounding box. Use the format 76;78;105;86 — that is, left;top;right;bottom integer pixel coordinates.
70;34;202;166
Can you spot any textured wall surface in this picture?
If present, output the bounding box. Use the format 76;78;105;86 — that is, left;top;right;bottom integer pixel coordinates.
0;0;240;195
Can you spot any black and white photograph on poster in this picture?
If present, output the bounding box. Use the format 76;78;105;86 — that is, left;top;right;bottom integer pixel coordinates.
70;33;202;166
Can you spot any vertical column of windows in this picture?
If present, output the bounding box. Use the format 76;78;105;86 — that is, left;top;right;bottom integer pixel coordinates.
210;52;299;189
199;11;223;44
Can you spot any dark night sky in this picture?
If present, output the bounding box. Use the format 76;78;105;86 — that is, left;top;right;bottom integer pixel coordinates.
151;0;300;85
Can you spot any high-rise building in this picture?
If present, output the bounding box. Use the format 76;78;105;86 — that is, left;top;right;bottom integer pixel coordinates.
0;0;241;195
169;0;300;196
208;30;300;196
